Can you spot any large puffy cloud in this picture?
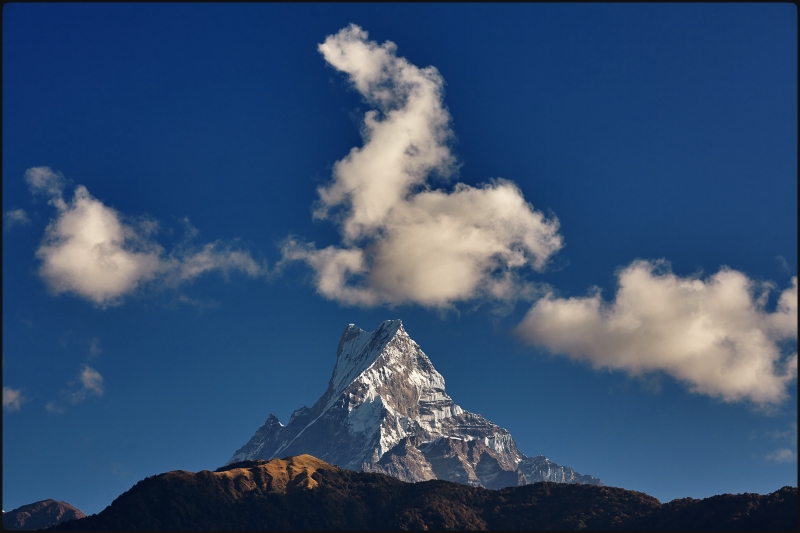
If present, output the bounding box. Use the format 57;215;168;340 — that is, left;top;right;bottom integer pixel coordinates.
516;260;798;406
27;167;265;306
314;24;457;241
283;25;562;308
35;182;163;304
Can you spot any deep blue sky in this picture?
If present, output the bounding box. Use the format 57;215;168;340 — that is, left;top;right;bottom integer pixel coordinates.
3;3;796;515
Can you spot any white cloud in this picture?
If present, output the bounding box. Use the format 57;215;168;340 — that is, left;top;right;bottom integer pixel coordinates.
27;167;266;306
165;242;263;284
765;423;798;463
314;24;457;241
77;365;104;397
26;166;68;209
768;422;798;442
765;448;797;463
45;401;65;414
36;183;163;306
283;25;562;308
89;336;102;359
4;208;30;228
282;241;375;306
48;365;106;412
3;387;24;411
172;293;220;310
516;260;798;406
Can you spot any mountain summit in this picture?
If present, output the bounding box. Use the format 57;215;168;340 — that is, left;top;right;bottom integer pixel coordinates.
230;320;601;489
3;499;85;530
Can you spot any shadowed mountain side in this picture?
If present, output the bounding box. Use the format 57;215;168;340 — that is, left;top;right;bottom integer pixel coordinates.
3;499;86;530
617;486;799;530
52;455;797;530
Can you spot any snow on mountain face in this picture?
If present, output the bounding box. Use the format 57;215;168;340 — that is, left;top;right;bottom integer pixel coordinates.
229;320;602;489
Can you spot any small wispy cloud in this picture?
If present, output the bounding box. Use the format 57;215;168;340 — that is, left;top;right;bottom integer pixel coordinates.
25;167;267;307
73;365;104;400
46;365;105;413
281;24;562;309
4;208;30;229
3;386;25;411
26;166;68;206
109;461;134;479
516;260;798;407
768;422;798;442
45;401;65;414
164;242;264;286
765;448;797;463
764;422;797;463
777;255;791;274
172;293;221;310
88;336;102;359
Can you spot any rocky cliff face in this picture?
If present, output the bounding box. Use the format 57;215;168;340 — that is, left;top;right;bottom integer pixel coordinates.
230;319;601;489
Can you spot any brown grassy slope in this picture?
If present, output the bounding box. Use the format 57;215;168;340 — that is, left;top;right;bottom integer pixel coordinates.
212;454;330;492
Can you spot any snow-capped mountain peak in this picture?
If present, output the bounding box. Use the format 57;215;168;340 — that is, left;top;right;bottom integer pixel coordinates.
229;320;601;489
329;319;404;398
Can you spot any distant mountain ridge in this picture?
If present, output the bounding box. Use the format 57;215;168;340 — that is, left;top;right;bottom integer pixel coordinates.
230;319;600;489
54;455;797;530
3;499;85;531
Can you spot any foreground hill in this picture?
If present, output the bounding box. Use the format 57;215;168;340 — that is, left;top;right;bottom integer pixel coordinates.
54;455;796;530
231;320;600;489
3;499;85;530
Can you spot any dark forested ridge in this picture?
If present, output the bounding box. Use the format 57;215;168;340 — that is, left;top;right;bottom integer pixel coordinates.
53;455;797;530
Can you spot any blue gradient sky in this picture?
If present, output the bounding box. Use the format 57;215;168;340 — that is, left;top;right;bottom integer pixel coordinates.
3;3;796;515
